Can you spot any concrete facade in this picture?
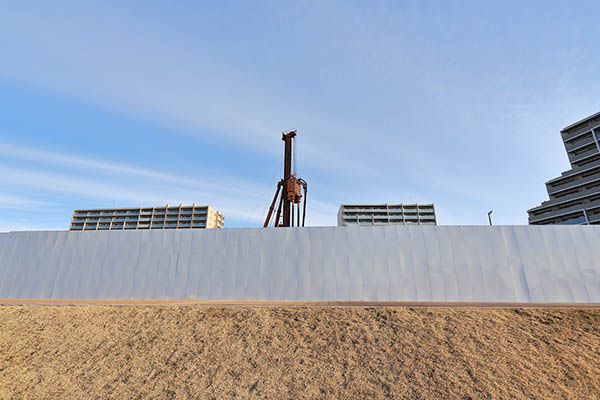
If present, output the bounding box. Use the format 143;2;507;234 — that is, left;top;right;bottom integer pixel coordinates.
0;225;599;302
70;204;225;230
528;111;600;225
338;204;436;226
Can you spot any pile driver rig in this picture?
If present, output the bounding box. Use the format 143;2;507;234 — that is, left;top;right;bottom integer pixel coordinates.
264;130;308;227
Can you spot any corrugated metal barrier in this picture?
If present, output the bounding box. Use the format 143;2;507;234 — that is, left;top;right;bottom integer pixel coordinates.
0;225;599;302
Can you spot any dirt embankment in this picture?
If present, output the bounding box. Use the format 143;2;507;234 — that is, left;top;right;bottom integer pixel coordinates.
0;306;599;399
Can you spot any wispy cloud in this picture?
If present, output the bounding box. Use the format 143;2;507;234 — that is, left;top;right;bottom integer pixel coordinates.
0;4;407;181
0;142;262;198
0;143;338;226
1;2;599;228
0;194;50;209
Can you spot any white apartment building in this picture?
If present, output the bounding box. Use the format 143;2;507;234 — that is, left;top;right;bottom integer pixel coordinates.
338;204;436;226
70;204;224;231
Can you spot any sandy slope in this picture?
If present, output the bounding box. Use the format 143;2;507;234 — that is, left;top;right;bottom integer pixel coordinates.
0;306;598;399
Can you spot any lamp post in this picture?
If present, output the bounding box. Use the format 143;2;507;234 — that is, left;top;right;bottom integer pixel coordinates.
488;210;493;226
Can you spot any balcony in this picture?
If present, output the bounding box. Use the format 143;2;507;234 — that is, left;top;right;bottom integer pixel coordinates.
565;134;596;153
563;119;600;144
570;148;600;167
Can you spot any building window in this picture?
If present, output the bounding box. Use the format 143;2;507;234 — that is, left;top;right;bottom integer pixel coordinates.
556;215;587;225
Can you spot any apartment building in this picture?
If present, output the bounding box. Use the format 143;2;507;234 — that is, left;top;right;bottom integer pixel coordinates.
338;203;436;226
528;111;600;225
70;204;225;231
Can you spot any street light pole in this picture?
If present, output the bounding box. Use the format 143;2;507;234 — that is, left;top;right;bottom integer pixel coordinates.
488;210;493;226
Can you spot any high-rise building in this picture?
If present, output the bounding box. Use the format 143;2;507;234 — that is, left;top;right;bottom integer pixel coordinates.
70;204;225;231
528;111;600;225
338;203;436;226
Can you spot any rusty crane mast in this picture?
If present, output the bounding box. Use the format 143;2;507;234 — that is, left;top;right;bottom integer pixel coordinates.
264;130;308;227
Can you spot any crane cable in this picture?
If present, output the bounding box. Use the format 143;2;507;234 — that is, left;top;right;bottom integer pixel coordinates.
302;180;308;227
246;164;280;225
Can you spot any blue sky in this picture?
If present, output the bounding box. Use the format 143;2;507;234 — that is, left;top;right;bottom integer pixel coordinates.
1;1;600;230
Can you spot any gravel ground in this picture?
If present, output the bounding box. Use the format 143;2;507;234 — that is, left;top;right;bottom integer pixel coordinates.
0;306;599;399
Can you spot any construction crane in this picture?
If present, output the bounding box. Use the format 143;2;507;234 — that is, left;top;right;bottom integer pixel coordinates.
264;130;308;227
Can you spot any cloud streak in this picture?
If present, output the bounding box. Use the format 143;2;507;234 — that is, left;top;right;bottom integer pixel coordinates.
1;2;599;228
0;143;339;227
0;194;50;209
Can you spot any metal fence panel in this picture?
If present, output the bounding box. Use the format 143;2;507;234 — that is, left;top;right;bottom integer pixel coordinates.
0;225;599;302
